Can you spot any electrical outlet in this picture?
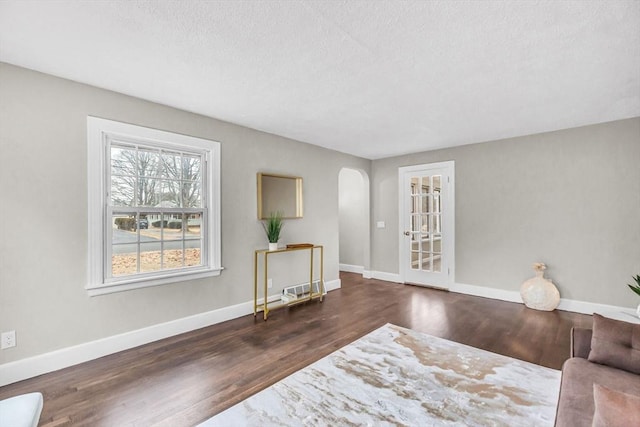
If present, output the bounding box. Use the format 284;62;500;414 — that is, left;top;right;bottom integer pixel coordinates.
1;330;16;349
267;278;273;289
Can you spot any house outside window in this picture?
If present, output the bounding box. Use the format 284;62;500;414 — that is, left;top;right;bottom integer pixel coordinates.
87;117;221;296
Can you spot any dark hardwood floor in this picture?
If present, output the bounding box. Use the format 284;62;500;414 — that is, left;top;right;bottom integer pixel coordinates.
1;272;593;426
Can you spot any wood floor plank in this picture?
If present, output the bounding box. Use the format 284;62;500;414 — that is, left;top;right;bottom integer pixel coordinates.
1;272;592;426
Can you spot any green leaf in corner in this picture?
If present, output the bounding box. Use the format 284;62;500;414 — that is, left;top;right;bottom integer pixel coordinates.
628;274;640;297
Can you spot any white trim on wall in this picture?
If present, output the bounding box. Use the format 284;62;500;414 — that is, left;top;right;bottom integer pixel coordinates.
364;270;403;283
0;283;342;387
339;264;364;274
356;271;632;315
324;278;341;292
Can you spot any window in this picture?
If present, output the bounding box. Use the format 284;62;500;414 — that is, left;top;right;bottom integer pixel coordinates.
87;117;221;296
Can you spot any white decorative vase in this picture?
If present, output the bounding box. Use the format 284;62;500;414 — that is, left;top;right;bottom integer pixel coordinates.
268;242;278;251
520;263;560;311
637;303;640;318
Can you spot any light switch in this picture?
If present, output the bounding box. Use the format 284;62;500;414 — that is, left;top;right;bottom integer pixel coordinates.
376;221;385;229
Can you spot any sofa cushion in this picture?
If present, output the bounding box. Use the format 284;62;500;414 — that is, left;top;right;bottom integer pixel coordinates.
592;383;640;427
555;358;640;427
588;314;640;374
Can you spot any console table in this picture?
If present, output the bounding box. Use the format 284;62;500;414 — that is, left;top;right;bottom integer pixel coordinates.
253;245;324;320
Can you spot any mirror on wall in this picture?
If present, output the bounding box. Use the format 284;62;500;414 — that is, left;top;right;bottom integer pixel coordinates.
257;173;303;219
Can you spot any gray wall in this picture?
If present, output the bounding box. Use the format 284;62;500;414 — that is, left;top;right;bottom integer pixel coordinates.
338;168;367;267
371;118;640;307
0;63;370;364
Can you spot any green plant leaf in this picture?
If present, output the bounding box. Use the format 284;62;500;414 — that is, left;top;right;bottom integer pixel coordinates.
262;211;283;243
628;275;640;297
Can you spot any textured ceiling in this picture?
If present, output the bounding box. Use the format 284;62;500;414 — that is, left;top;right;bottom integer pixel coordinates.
1;1;639;159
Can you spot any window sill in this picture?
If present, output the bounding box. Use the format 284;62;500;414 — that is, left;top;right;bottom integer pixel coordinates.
86;267;224;296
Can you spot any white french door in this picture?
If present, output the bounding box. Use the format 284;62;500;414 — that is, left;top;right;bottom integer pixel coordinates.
399;162;454;289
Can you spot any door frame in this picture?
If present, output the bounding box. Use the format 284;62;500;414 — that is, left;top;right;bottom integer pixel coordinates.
398;161;455;288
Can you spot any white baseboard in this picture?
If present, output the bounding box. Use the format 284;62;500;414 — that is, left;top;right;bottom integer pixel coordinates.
0;283;341;387
339;264;364;274
450;282;522;304
369;270;402;283
450;281;633;315
325;278;341;292
363;270;373;279
368;272;633;316
556;298;634;316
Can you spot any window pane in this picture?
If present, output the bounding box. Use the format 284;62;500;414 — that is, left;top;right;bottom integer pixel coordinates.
184;248;201;267
140;243;162;272
163;213;183;240
138;149;161;178
112;243;138;276
112;214;137;237
163;248;184;269
182;181;201;208
111;146;136;177
182;154;201;181
186;214;202;239
161;180;181;207
137;177;161;207
162;151;181;180
111;176;135;207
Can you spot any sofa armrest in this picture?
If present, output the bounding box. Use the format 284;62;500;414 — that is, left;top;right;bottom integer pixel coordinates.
570;327;592;359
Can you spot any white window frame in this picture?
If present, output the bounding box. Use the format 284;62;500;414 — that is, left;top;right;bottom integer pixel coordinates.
87;117;222;296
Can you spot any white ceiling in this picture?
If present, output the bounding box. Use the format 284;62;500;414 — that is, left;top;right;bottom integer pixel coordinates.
1;1;638;159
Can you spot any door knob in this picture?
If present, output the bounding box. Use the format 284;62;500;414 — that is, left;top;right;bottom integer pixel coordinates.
404;231;410;236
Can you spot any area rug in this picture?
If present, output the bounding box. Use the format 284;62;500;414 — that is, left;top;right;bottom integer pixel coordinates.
199;323;561;426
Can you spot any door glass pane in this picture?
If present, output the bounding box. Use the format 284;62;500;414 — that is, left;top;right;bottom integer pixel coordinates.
421;214;430;233
411;195;419;213
421;177;430;194
433;175;441;192
433;193;441;214
421;252;432;271
421;195;429;213
433;238;442;254
433;252;442;272
434;214;442;234
411;214;420;232
411;251;419;270
410;177;419;195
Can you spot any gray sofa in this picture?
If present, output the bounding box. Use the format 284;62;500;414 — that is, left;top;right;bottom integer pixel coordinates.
555;314;640;426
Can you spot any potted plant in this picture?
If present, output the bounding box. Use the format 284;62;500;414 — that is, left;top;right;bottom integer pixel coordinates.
263;211;283;251
628;274;640;317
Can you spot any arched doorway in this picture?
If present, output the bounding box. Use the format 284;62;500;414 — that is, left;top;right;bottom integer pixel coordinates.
338;168;370;274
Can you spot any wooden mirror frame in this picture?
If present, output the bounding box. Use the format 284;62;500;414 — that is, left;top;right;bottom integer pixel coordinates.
257;173;303;219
